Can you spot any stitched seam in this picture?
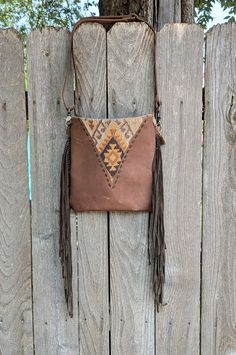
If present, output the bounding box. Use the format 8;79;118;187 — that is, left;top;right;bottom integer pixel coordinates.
77;119;113;187
111;116;149;187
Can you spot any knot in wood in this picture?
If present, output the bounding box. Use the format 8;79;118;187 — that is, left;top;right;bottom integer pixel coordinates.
42;50;50;57
230;110;236;131
228;96;236;141
226;95;236;143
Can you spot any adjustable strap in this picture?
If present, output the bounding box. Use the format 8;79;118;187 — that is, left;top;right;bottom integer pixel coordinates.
61;67;76;115
61;14;161;123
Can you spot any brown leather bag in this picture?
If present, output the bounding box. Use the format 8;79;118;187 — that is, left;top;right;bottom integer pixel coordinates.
60;14;166;318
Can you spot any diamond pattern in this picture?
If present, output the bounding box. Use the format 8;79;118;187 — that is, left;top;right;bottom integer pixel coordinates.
79;115;149;183
101;137;124;177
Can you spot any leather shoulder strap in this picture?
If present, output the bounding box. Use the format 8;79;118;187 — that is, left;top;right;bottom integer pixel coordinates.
71;14;154;34
62;14;160;120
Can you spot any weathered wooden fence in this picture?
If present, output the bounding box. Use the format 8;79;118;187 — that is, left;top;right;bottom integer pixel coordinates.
0;21;235;355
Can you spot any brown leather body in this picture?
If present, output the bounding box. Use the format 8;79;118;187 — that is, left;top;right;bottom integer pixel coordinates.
69;114;156;212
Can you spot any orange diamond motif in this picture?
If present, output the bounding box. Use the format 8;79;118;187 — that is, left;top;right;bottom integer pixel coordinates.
104;144;122;172
101;138;124;177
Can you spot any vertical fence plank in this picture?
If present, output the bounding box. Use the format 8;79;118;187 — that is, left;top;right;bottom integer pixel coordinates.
28;28;79;354
107;23;155;354
155;24;203;354
73;23;110;355
0;29;33;354
202;23;236;355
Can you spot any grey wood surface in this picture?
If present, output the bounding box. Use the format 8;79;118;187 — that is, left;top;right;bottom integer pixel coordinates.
107;22;155;355
202;23;236;355
1;21;235;355
155;24;203;354
157;0;181;30
28;28;79;354
0;29;33;355
73;23;110;355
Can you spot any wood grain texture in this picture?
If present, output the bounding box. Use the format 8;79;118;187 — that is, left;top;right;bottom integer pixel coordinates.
0;29;33;355
202;23;236;355
73;23;107;118
73;23;110;355
28;28;79;354
107;22;155;355
155;24;203;354
157;0;181;30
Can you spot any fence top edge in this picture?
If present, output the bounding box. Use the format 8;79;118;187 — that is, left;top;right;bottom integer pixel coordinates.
74;22;107;32
0;28;22;41
28;26;70;39
206;21;236;36
75;21;204;36
107;21;152;35
158;22;204;35
2;22;234;42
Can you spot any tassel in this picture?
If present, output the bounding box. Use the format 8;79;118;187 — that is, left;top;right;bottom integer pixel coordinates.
148;134;166;312
59;133;73;318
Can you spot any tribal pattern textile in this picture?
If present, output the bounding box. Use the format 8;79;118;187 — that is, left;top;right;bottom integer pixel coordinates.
79;115;151;184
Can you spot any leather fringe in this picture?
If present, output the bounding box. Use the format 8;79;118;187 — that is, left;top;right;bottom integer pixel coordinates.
59;134;73;318
148;135;166;312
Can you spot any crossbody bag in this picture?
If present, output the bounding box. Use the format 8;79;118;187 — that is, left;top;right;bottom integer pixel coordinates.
60;14;166;318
